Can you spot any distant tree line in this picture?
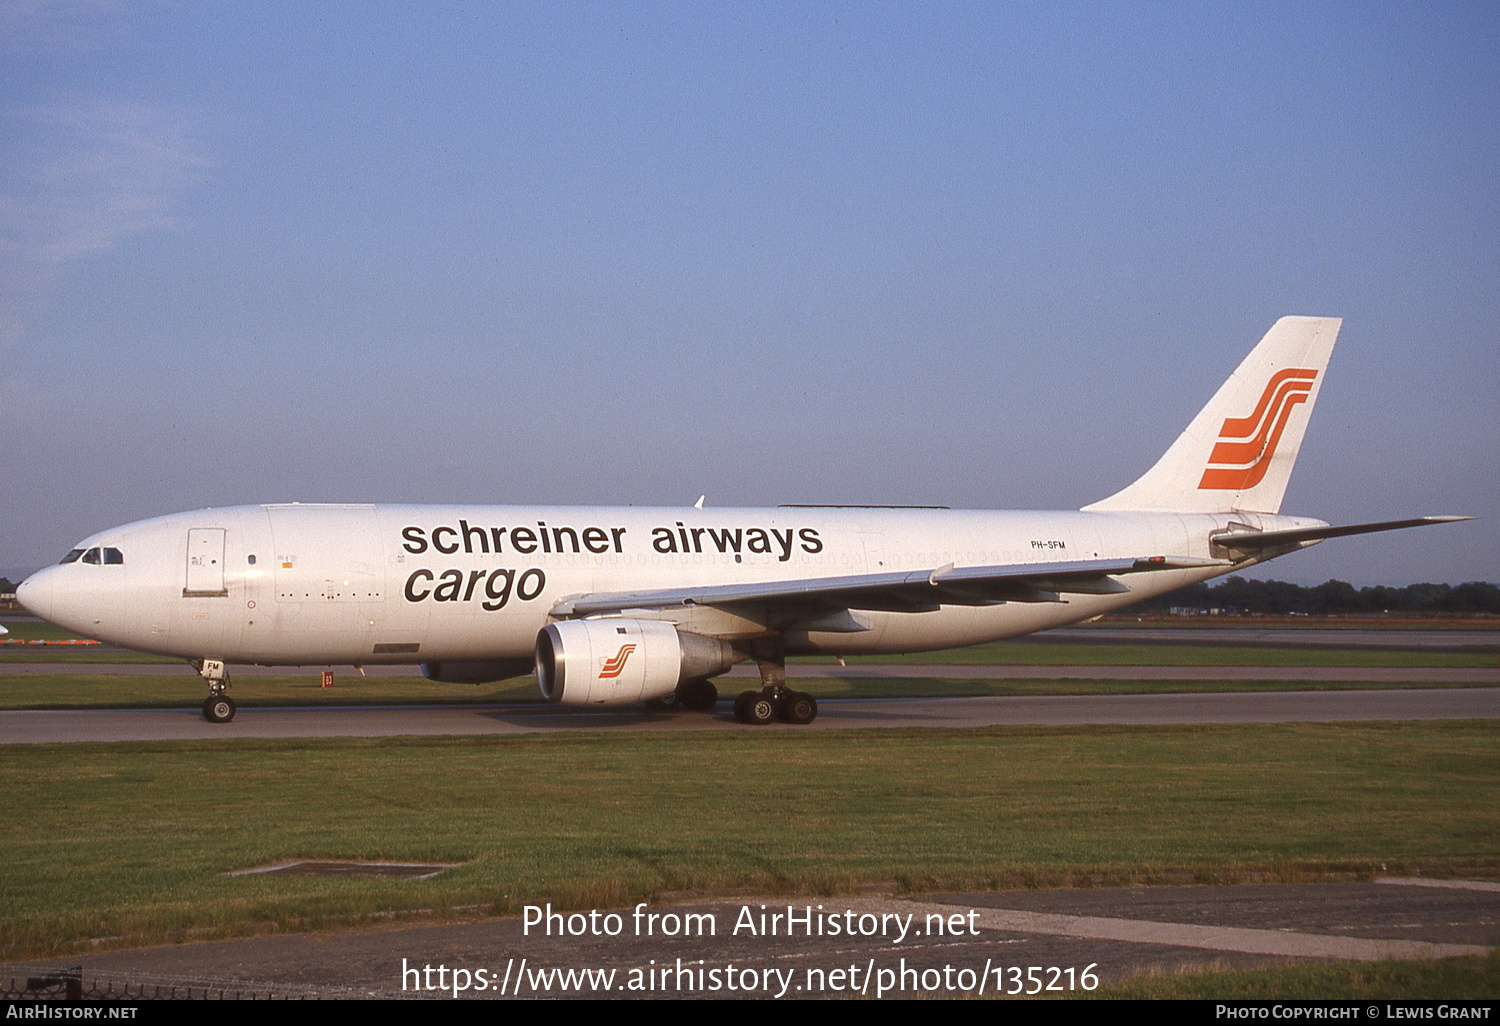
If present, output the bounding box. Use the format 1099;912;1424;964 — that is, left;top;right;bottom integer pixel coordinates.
1128;576;1500;615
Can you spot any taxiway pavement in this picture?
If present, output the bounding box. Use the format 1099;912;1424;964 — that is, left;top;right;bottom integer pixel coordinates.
2;687;1496;744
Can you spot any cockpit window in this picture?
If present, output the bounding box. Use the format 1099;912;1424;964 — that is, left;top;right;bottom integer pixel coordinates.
59;549;84;564
81;548;101;565
103;547;124;565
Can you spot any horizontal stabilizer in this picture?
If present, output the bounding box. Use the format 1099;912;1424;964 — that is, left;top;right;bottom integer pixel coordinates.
1211;516;1472;553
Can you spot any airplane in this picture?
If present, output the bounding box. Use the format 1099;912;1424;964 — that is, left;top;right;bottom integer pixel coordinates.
15;316;1468;725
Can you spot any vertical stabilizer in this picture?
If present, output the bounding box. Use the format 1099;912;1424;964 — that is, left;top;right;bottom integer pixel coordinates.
1082;316;1341;514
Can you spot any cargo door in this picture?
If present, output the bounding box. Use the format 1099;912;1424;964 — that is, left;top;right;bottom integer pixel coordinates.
267;505;386;656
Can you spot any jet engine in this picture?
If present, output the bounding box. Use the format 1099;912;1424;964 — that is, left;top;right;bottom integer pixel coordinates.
536;618;739;705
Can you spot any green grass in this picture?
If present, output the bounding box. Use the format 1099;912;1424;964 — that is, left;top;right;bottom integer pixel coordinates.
0;672;1486;710
0;621;170;661
1090;951;1500;999
0;673;539;709
829;641;1497;668
0;650;176;663
787;676;1494;699
0;620;82;642
2;720;1495;958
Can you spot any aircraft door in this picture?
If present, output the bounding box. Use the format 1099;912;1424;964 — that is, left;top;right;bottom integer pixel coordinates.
184;528;228;597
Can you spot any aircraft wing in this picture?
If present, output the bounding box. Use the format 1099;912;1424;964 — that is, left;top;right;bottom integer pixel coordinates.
551;555;1227;618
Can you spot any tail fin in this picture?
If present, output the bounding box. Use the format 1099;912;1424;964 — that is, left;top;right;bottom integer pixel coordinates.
1083;316;1341;514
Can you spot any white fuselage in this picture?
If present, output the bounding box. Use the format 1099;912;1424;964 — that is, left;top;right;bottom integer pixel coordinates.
18;503;1319;666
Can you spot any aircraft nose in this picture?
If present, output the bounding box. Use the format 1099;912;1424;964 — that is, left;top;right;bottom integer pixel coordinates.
15;571;52;621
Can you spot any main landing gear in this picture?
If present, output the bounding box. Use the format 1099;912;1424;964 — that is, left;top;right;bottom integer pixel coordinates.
677;678;719;711
197;658;235;723
645;678;719;712
732;688;817;725
732;638;818;725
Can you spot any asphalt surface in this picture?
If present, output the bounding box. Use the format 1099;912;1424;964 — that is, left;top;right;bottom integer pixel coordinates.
3;687;1497;743
5;880;1494;999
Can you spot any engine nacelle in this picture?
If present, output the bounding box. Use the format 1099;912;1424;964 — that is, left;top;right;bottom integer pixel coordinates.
536;619;738;705
420;659;533;684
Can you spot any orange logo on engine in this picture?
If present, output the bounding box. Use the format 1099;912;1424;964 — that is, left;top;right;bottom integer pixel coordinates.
1198;368;1318;490
598;643;636;679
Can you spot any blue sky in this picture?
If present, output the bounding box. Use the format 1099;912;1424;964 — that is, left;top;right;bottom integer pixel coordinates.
2;1;1496;585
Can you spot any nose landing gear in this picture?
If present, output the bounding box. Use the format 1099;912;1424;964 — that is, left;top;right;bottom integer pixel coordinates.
197;658;235;723
203;692;236;723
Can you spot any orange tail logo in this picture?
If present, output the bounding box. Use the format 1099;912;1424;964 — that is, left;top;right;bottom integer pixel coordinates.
1198;368;1318;490
598;643;637;679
